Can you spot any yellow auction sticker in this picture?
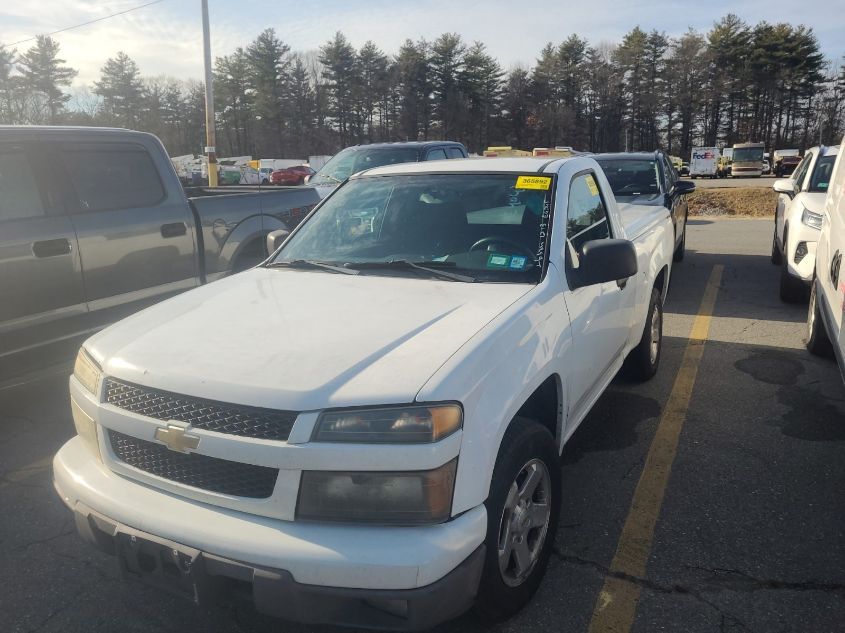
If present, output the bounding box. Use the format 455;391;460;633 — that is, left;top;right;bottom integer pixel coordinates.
515;175;552;190
586;175;599;196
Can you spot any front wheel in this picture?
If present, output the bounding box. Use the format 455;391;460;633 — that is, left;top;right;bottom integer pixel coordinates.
806;283;834;357
475;418;560;622
770;228;782;265
779;249;807;303
624;288;663;381
673;222;686;263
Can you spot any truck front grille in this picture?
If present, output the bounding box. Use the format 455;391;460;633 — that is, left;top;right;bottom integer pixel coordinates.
109;430;278;499
103;378;297;441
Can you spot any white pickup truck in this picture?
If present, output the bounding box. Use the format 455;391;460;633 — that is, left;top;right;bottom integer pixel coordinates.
54;156;674;629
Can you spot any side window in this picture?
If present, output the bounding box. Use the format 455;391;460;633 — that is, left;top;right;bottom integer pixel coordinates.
794;154;813;190
446;147;465;159
426;148;448;161
62;144;165;213
567;172;610;251
0;145;45;222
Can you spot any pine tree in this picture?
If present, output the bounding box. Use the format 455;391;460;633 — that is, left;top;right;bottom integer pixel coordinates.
430;33;466;139
93;52;144;128
247;29;290;156
17;35;77;123
319;32;358;146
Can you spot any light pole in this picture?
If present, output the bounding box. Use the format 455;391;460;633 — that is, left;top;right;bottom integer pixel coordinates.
201;0;218;187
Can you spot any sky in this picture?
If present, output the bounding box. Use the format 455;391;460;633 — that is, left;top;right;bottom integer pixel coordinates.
1;0;844;89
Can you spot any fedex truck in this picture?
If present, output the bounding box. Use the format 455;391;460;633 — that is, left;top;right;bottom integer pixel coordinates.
689;147;720;179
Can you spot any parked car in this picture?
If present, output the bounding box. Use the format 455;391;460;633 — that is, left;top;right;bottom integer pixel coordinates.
680;162;690;176
771;145;839;302
0;126;320;381
55;155;674;630
806;134;845;378
259;167;274;184
773;149;802;177
270;165;314;185
308;141;468;197
762;160;772;175
596;151;695;263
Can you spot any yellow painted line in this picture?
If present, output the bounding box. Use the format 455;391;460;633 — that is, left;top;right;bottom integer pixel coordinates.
0;456;53;490
587;265;724;633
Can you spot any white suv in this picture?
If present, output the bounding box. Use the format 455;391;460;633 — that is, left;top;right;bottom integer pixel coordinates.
772;145;839;302
807;135;845;379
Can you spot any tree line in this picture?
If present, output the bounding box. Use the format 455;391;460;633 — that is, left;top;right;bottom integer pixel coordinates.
1;14;843;160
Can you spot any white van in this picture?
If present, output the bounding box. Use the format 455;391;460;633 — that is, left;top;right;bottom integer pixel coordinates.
689;147;719;179
806;133;845;382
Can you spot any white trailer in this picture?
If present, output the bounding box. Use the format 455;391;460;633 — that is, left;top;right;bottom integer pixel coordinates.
689;147;720;179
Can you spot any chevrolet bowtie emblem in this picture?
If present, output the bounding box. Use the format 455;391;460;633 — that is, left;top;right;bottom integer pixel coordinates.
154;423;200;454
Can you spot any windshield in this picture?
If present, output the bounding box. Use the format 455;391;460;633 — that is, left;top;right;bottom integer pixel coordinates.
733;147;764;163
273;173;554;283
809;156;836;193
309;147;421;186
596;159;660;197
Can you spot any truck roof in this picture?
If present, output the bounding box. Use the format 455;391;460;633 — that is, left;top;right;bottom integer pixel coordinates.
0;125;153;141
355;156;571;177
342;141;465;151
594;152;661;161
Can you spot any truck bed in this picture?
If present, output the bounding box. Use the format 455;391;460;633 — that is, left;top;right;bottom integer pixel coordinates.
616;203;671;241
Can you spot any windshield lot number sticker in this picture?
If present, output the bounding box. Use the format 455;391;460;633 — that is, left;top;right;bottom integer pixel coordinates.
487;253;510;268
516;176;551;190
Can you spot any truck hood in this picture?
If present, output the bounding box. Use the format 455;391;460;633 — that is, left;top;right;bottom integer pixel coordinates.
86;268;532;411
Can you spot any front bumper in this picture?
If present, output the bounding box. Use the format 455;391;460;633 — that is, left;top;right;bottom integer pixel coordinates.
54;436;487;628
785;225;818;282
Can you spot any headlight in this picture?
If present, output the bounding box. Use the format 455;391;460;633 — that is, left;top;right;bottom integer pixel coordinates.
296;459;457;524
73;348;102;395
71;397;101;461
313;404;462;443
801;208;823;230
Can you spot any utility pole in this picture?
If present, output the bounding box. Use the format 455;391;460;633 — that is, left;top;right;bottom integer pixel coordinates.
201;0;218;187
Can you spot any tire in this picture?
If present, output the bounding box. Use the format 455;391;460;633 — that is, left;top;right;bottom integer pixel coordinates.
806;282;834;357
261;178;269;185
624;288;663;381
475;417;560;623
770;228;782;265
673;223;686;263
779;238;807;303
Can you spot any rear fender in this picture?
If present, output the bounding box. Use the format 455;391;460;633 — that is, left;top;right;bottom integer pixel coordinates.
213;215;289;277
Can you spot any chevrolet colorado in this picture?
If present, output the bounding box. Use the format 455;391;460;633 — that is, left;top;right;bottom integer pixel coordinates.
54;156;674;629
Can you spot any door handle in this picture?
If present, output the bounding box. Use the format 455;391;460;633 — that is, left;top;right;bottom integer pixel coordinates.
161;222;187;238
32;238;71;258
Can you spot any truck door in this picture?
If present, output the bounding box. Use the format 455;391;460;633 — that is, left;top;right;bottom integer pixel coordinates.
562;171;633;425
818;152;845;340
59;140;199;328
0;141;86;377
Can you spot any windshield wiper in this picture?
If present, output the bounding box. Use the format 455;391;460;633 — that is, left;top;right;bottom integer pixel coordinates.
266;259;358;275
347;260;476;282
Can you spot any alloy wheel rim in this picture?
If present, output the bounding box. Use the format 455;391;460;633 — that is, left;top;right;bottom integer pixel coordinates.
808;288;816;337
497;458;552;587
650;306;662;365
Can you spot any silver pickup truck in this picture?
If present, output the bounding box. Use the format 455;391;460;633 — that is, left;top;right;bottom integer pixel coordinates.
0;126;320;380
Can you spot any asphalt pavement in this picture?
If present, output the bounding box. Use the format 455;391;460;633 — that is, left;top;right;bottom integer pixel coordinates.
2;218;844;633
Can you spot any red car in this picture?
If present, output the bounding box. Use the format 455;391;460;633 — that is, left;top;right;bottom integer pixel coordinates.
270;165;315;185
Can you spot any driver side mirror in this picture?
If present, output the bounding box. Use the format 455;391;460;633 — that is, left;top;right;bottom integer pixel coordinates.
773;178;797;199
569;239;638;290
266;229;290;254
673;180;695;194
303;175;311;184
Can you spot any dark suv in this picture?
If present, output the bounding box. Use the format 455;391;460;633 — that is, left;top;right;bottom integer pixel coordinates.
308;141;468;194
595;151;695;262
